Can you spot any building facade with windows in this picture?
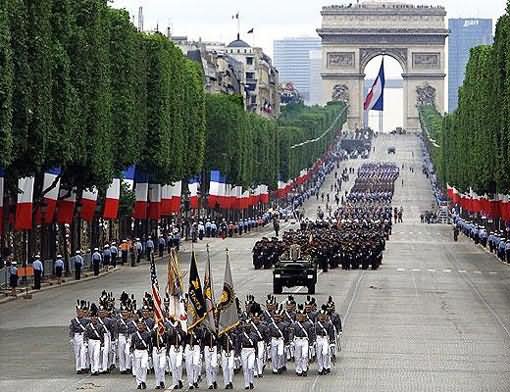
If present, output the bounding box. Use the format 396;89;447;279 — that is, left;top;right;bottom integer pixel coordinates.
448;18;493;112
273;37;321;105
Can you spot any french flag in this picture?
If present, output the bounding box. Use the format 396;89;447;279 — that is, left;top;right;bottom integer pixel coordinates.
103;178;120;220
240;190;250;209
122;165;136;191
36;167;61;224
231;186;242;210
161;185;172;216
15;176;35;231
148;184;162;220
80;188;98;222
208;170;222;208
223;183;233;209
260;185;269;204
169;181;182;213
277;179;286;199
133;171;149;220
0;169;4;235
57;188;76;224
364;58;385;111
188;177;200;209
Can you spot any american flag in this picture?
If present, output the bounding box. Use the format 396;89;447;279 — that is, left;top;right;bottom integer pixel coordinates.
150;258;165;335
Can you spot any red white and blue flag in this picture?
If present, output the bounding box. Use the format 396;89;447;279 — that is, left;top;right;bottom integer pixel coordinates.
150;256;165;335
364;58;385;111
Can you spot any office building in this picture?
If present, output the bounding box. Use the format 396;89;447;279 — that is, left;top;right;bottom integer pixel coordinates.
448;18;493;112
273;37;321;104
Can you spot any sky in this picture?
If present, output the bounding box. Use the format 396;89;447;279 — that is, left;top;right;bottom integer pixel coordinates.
111;0;507;61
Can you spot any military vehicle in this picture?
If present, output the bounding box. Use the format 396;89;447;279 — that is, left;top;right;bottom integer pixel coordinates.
273;244;317;294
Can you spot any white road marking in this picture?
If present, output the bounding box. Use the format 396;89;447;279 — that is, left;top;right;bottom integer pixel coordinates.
397;268;406;271
458;270;467;273
427;269;436;272
489;272;497;275
411;268;421;272
473;271;482;274
443;269;452;273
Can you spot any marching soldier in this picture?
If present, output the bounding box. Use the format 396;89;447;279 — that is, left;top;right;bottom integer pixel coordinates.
117;301;135;374
184;327;203;389
203;327;219;389
238;321;258;390
315;305;335;375
131;316;152;389
219;330;236;390
166;316;185;390
267;305;289;374
151;327;168;389
73;250;83;280
250;311;268;378
84;304;104;376
69;300;90;374
290;304;315;377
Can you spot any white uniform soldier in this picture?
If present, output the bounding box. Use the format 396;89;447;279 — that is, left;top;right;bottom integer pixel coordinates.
203;328;218;389
290;304;315;377
97;305;113;373
151;328;167;389
131;318;152;389
315;305;335;375
69;300;90;373
167;318;185;390
219;331;236;389
84;304;105;376
184;328;203;389
238;321;258;390
250;312;268;378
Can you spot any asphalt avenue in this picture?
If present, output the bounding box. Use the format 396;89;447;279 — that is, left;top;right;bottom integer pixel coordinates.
1;134;509;392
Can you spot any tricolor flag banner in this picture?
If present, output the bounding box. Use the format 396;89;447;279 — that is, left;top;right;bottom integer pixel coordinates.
15;176;35;231
36;167;61;224
452;187;460;205
208;170;223;208
231;186;242;210
363;58;385;111
80;187;98;222
223;183;233;209
218;250;239;335
161;185;172;216
187;251;207;331
277;179;286;199
133;171;149;220
169;181;182;214
122;165;136;191
148;183;162;220
260;185;269;204
188;176;200;209
103;178;120;220
240;190;250;209
447;184;453;200
0;168;4;235
203;246;216;333
149;255;165;335
166;249;187;331
57;188;76;224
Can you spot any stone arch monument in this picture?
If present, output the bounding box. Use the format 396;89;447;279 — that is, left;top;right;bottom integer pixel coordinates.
318;2;447;131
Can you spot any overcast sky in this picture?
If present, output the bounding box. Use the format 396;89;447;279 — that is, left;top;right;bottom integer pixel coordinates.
112;0;506;61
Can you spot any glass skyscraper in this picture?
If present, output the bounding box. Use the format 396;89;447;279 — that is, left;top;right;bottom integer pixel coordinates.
448;18;493;112
273;37;321;104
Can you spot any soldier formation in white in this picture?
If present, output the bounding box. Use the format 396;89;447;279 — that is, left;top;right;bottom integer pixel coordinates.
69;291;342;390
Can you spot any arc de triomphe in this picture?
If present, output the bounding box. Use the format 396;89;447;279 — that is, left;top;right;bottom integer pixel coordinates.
318;2;448;131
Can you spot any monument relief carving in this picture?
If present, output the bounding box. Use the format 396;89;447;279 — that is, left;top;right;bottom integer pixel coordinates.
327;52;354;67
332;84;350;104
416;83;436;106
413;53;440;68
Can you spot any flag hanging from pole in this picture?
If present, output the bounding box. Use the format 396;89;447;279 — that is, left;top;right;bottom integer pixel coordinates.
363;58;385;111
150;256;165;335
218;249;239;335
203;246;216;333
187;251;206;330
166;249;187;331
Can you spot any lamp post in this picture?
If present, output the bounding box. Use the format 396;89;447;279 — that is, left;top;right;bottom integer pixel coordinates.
39;201;48;261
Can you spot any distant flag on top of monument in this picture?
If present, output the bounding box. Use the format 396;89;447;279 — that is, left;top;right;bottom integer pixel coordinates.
364;58;385;111
247;28;254;34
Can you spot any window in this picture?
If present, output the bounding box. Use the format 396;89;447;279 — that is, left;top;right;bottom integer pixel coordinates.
247;57;254;65
246;72;255;80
